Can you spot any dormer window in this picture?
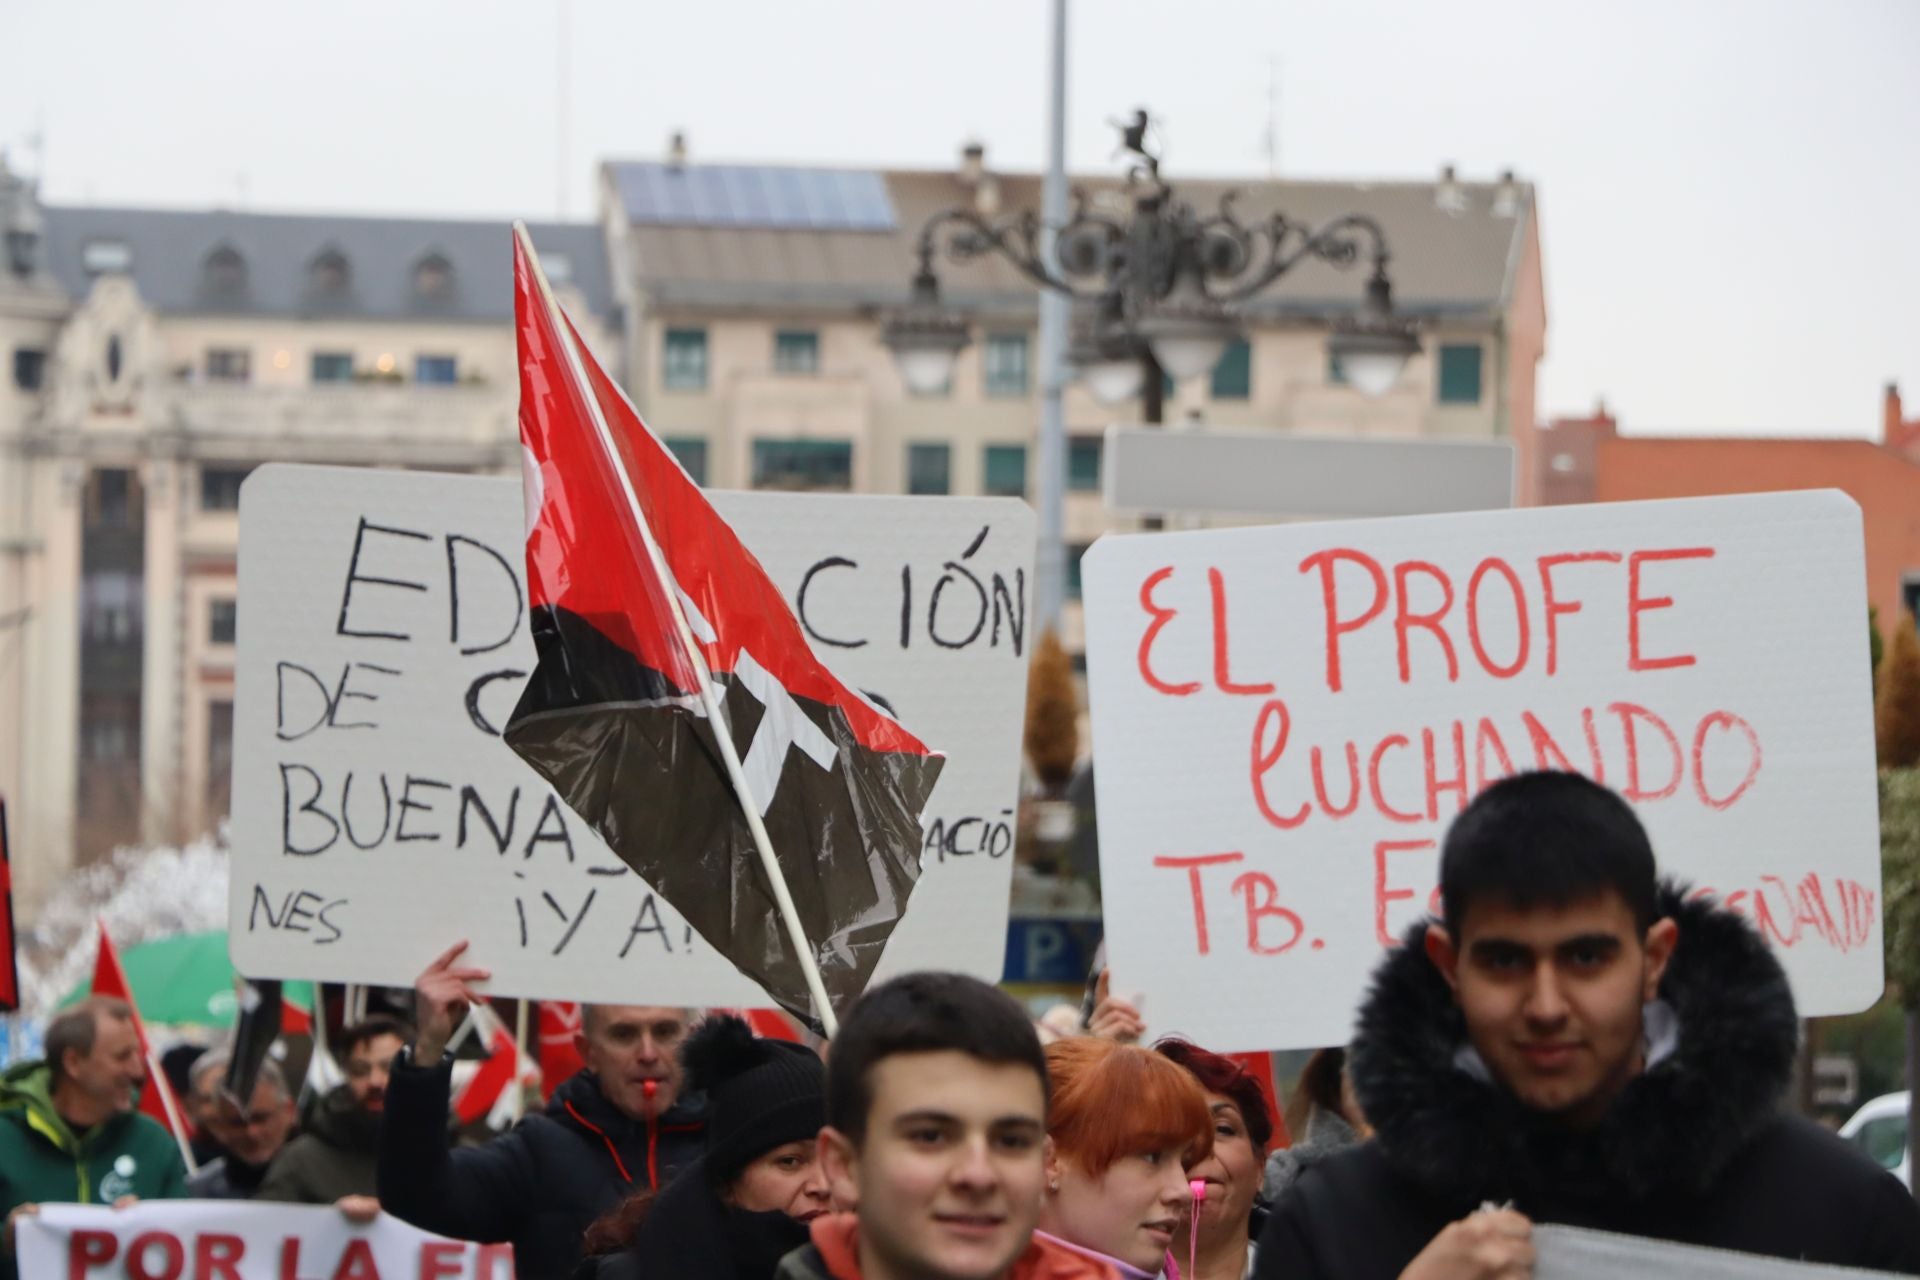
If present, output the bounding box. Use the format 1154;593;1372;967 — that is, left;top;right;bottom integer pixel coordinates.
82;239;132;275
412;252;454;302
201;245;248;299
308;247;351;297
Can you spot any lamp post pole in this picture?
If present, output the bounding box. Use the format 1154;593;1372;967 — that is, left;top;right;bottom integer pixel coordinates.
1034;0;1071;632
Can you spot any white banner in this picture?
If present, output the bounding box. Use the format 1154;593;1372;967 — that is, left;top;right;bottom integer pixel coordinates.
229;465;1035;1006
18;1201;511;1279
1081;491;1881;1051
1534;1225;1909;1280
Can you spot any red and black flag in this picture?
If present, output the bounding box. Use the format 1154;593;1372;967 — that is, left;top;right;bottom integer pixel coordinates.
504;232;943;1026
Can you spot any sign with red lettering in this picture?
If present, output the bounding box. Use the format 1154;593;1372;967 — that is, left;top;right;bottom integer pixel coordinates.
1082;491;1880;1051
16;1200;511;1279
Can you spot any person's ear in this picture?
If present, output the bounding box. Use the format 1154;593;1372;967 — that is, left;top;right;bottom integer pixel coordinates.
573;1030;590;1063
818;1126;861;1211
1043;1135;1061;1196
1424;924;1460;992
1642;917;1679;1000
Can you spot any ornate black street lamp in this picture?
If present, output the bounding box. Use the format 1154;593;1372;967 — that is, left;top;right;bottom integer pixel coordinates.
883;110;1420;419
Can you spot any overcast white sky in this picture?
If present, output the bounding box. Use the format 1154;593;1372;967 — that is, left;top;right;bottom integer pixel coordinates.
5;0;1915;435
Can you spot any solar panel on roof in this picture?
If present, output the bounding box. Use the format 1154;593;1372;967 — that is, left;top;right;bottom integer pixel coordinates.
613;163;897;232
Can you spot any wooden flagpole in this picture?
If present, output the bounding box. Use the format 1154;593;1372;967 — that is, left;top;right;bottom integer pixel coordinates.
513;222;840;1037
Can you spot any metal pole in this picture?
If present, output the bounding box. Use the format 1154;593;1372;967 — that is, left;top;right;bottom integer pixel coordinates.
1033;0;1070;631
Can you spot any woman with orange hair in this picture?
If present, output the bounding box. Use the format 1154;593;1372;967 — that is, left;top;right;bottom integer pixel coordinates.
1038;1037;1215;1278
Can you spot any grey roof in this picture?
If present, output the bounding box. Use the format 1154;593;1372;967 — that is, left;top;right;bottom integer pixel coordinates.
605;162;1535;320
611;162;897;231
38;206;614;322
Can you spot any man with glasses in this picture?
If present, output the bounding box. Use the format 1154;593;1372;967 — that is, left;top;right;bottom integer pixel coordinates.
377;941;708;1280
185;1054;297;1200
258;1017;405;1222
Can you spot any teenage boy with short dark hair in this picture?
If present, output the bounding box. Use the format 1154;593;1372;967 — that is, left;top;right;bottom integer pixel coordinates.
778;972;1113;1280
1257;771;1920;1280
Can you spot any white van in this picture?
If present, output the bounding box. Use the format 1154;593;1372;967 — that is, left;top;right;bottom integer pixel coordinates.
1839;1092;1911;1188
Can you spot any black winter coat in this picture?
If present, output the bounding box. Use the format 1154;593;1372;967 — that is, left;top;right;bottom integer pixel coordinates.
378;1054;706;1280
1256;883;1920;1280
584;1155;810;1280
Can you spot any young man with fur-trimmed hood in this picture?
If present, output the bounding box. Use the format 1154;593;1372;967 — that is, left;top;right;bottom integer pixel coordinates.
1256;771;1920;1280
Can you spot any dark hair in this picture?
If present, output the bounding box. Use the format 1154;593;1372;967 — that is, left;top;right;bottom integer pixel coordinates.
1440;771;1659;936
46;997;132;1087
338;1015;414;1060
826;972;1046;1145
1155;1039;1275;1156
1284;1047;1347;1139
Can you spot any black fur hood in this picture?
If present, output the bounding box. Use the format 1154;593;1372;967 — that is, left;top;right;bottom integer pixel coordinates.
1348;880;1798;1209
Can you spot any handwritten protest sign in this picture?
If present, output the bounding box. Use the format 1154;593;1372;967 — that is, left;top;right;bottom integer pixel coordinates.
18;1201;511;1279
229;465;1034;1006
1082;491;1880;1052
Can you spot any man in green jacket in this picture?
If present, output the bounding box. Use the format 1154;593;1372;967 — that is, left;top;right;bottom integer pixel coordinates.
0;997;188;1279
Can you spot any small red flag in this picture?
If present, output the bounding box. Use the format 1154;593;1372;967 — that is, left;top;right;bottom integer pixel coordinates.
536;1001;585;1101
90;921;192;1150
455;1024;521;1126
0;802;17;1012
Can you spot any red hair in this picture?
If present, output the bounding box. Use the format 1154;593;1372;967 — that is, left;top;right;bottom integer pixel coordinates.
1154;1039;1276;1155
1044;1038;1213;1175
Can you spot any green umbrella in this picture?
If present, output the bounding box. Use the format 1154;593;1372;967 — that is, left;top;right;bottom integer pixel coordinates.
59;931;315;1029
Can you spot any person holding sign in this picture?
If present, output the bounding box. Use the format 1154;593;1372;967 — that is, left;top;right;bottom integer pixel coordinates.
1254;772;1920;1280
377;941;707;1280
582;1014;830;1278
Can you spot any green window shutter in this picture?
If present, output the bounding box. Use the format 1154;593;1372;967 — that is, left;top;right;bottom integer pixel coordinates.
1437;343;1484;405
1067;437;1103;492
774;330;820;375
1328;349;1349;386
984;444;1028;497
752;439;851;490
984;333;1031;397
664;436;709;485
663;328;709;391
1210;339;1252;399
907;443;951;495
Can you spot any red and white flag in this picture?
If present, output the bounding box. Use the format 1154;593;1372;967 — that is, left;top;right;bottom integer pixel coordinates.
536;1002;585;1101
503;232;943;1026
90;922;193;1163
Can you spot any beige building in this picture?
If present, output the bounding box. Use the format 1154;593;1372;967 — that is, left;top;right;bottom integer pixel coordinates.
0;143;1546;911
598;147;1546;655
0;157;613;908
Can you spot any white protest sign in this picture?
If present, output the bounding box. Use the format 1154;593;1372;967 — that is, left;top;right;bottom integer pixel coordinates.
1082;490;1881;1052
229;465;1034;1005
18;1201;511;1279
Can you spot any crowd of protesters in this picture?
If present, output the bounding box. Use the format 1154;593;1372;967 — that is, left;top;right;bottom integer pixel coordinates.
3;772;1920;1278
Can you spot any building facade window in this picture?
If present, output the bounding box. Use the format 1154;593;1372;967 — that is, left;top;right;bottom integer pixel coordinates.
89;469;138;528
209;598;237;646
753;439;852;491
774;330;820;375
206;348;251;383
1068;437;1103;492
984;333;1030;397
12;347;45;391
1066;542;1092;599
1328;350;1350;386
662;328;709;391
308;248;351;297
412;253;455;302
984;444;1027;498
200;465;253;512
664;437;709;485
1438;343;1484;404
207;700;235;816
311;352;354;383
82;572;142;644
82;240;132;275
415;354;458;384
1210;339;1252;399
201;246;247;298
907;443;951;495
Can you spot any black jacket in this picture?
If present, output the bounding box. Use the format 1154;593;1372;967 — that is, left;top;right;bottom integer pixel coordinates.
187;1151;275;1200
1257;883;1920;1279
584;1155;810;1280
378;1055;706;1280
